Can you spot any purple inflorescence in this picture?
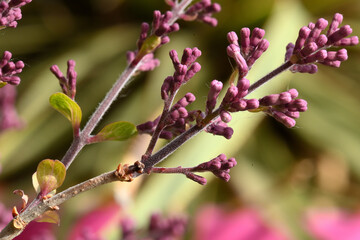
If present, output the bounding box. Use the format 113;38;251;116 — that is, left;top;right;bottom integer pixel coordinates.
137;92;197;139
50;59;78;100
227;28;269;78
127;10;180;69
259;88;307;128
192;154;237;182
286;13;359;73
0;0;31;28
161;48;202;100
121;213;187;240
203;77;259;139
0;51;24;86
181;0;221;27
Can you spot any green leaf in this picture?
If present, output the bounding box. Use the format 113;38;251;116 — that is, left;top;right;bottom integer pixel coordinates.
36;159;66;196
92;121;137;142
49;92;82;129
32;172;41;194
35;210;60;225
0;82;7;88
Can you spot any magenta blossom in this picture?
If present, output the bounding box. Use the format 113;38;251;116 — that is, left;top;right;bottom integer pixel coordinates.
306;209;360;240
193;205;288;240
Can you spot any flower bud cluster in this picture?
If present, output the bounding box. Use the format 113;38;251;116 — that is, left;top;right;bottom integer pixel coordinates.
258;89;307;128
0;0;31;28
121;213;187;240
190;154;237;182
161;48;202;100
0;51;24;86
180;0;221;27
127;10;180;70
137;93;197;139
50;59;77;100
286;13;359;73
227;28;269;78
204;78;259;139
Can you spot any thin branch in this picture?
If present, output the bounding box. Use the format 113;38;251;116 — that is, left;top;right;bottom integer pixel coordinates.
0;171;119;240
247;60;293;95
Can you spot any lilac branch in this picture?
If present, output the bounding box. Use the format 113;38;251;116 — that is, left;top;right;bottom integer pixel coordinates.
0;170;118;240
246;60;293;95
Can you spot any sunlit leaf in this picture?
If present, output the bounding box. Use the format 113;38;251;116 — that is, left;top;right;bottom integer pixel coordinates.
35;210;60;225
92;121;137;142
0;82;7;88
36;159;66;196
49;92;82;130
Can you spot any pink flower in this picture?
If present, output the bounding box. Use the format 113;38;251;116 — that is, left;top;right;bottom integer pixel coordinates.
306;209;360;240
67;203;121;240
193;205;288;240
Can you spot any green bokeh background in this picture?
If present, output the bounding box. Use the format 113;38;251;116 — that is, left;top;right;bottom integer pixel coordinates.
0;0;359;239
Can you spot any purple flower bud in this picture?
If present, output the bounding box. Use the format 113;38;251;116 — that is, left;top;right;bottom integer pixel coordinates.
222;85;238;104
245;99;259;110
0;51;24;86
227;44;248;75
0;0;31;28
335;36;359;46
220;110;232;123
227;31;238;45
206;80;223;113
327;13;343;36
247;39;269;67
236;78;250;97
286;99;308;112
230;99;247;111
50;59;78;99
285;111;300;119
250;28;265;47
285;43;295;61
137;120;155;133
259;94;280;106
182;0;221;27
290;64;318;74
306;18;328;44
326;49;348;61
186;172;207;185
161;76;173;100
139;53;160;72
184;62;201;82
320;59;341;68
303;50;327;63
0;51;12;68
169;49;180;68
327;25;353;45
316;34;328;47
240;28;251;54
300;42;319;57
294;27;311;52
137;22;150;49
206;121;233;139
272;111;296;128
160;131;173;139
288;88;299;98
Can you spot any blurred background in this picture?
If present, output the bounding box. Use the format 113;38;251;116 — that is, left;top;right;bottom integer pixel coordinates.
0;0;359;239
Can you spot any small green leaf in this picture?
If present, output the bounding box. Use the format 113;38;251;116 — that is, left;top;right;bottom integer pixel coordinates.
35;210;60;225
49;92;82;129
0;82;7;88
36;159;66;196
32;173;41;194
92;121;137;142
